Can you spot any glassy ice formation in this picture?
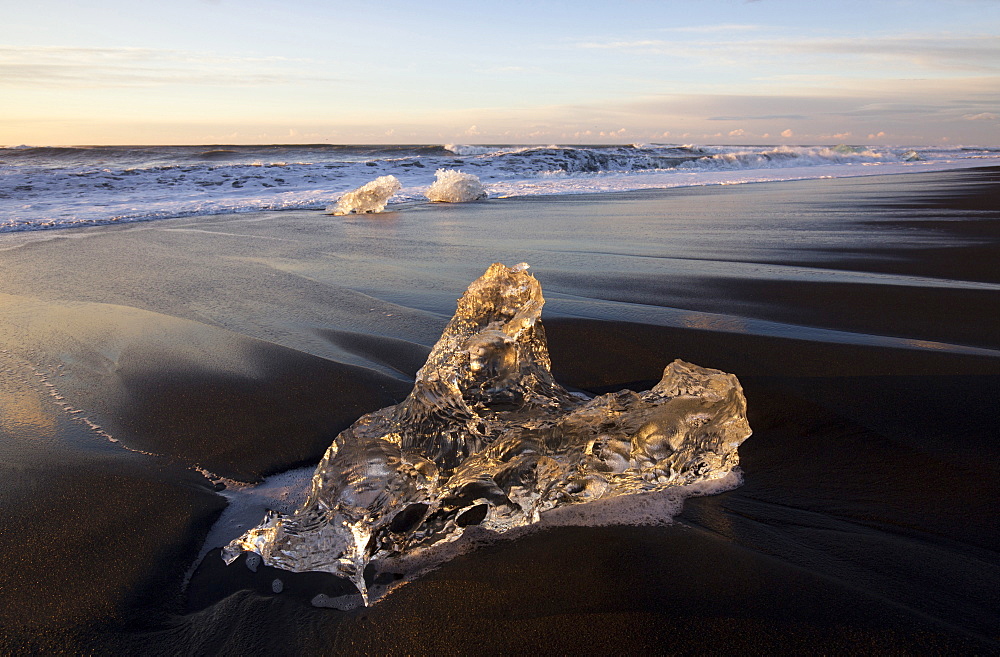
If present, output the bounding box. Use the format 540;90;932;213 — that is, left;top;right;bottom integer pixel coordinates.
326;175;401;215
425;169;487;203
223;263;751;603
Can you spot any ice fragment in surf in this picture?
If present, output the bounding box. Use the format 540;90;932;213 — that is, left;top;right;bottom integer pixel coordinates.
425;168;487;203
223;263;751;604
326;175;401;215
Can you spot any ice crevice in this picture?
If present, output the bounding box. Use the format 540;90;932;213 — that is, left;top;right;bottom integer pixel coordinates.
223;263;752;604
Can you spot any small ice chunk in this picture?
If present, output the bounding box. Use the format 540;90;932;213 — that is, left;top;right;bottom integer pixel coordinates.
425;169;487;203
245;553;261;572
326;175;401;215
271;578;284;593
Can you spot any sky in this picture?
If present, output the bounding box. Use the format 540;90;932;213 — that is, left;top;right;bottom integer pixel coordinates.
2;0;999;146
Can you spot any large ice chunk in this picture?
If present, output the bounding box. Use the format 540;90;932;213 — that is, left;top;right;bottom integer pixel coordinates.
223;263;751;603
326;175;401;215
425;168;487;203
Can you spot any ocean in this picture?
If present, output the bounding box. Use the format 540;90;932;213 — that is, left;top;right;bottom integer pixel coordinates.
3;143;999;231
0;150;998;653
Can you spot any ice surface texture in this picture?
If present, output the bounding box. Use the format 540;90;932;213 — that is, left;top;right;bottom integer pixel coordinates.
223;263;752;602
326;175;401;215
425;169;487;203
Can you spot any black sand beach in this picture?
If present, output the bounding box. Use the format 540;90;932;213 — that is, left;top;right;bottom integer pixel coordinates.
1;168;998;654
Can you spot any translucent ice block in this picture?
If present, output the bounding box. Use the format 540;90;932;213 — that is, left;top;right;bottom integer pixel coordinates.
223;263;751;603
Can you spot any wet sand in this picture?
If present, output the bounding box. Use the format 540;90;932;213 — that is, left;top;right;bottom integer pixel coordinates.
1;168;998;653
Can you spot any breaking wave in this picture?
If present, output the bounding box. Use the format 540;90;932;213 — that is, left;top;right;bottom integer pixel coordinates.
3;143;998;232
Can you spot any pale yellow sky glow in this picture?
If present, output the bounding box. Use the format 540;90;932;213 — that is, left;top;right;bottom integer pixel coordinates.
2;0;999;145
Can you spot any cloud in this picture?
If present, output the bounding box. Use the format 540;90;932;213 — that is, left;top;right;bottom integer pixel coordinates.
501;82;998;146
574;33;1000;74
0;46;334;88
839;103;942;117
654;24;763;34
963;112;998;121
577;40;662;51
465;125;482;135
780;129;794;138
781;34;1000;73
710;114;808;121
728;128;746;137
626;94;839;122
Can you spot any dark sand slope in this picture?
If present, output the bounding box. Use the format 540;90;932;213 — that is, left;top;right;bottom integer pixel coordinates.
0;357;226;651
0;294;410;651
1;168;998;653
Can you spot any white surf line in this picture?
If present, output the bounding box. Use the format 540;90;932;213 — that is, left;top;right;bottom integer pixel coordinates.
2;349;257;487
484;156;1000;200
3;351;281;591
